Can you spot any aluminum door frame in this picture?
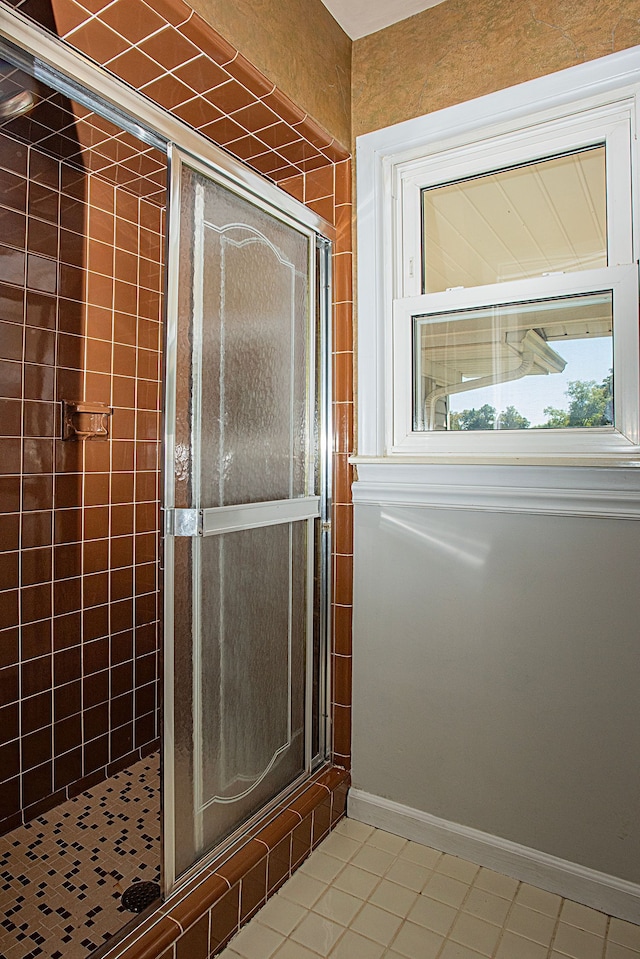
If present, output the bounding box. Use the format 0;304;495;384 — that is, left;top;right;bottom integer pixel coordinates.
163;145;333;891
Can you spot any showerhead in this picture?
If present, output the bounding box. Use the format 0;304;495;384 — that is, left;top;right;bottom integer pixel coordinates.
0;89;34;120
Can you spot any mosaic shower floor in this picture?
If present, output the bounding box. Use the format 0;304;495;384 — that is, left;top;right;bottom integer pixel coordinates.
0;753;160;959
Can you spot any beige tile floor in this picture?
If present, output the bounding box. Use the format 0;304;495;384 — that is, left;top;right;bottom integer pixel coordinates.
220;819;640;959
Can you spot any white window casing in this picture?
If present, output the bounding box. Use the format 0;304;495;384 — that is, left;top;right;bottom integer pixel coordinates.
355;46;640;469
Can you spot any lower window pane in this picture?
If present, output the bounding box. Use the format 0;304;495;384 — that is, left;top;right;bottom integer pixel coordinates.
413;292;613;431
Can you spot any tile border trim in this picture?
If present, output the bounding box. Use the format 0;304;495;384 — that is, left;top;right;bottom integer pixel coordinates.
102;765;349;959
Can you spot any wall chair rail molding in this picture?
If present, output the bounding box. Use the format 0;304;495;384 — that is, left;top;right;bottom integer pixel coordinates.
348;789;640;925
351;463;640;519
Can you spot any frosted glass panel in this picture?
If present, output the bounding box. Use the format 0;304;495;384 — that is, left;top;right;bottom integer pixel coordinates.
197;523;307;847
195;171;310;507
170;158;318;877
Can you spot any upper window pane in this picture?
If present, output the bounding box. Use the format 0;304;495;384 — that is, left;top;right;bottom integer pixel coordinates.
422;146;607;293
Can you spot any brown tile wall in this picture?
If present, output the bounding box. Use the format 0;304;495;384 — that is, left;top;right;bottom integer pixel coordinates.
1;0;354;776
0;123;164;833
0;0;354;954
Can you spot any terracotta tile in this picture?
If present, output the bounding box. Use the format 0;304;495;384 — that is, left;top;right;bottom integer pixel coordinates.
307;195;334;222
0;208;26;251
257;121;300;151
300;154;332;173
305;164;334;203
230;101;279;134
267;835;292;894
297;115;333;152
209;884;240;951
332;654;352;707
116;917;180;959
333;350;353;405
0;551;19;592
172;96;222;130
0;247;25;293
0;476;20;513
65;18;130;63
0;360;22;401
146;0;192;26
278;174;304;203
140;26;200;71
175;914;208;959
24;361;56;400
263;88;306;127
333;503;353;557
249;152;289;177
333;602;353;660
334;553;353;607
333;253;353;303
289;783;327;821
179;16;237;67
173;55;229;95
115;249;138;287
50;0;90;35
204;79;255;116
277;138;318;165
214;839;265;887
335;202;352;254
332;704;352;762
142;73;193;110
240;856;267;921
331;780;349;823
84;371;111;402
106;47;165;89
333;303;352;353
255;810;300;851
5;438;29;482
99;0;167;45
22;438;53;473
333;402;353;454
324;141;350;164
312;794;332;847
291;813;312;870
0;284;25;325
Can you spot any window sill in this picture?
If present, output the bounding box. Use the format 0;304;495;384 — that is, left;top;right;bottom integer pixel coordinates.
350;458;640;519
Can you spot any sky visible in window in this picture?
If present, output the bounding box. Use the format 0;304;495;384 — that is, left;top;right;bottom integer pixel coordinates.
448;336;612;426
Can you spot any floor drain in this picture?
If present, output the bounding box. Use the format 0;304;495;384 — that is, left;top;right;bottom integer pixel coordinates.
121;881;161;913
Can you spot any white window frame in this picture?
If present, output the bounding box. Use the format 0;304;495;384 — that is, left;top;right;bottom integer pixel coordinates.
355;47;640;465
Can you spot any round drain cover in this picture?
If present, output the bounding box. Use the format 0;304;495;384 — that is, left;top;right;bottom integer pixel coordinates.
121;881;161;913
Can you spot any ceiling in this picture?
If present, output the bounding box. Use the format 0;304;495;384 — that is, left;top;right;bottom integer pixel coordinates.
319;0;448;40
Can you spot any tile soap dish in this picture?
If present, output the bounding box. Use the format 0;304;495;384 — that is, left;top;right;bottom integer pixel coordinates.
62;400;113;440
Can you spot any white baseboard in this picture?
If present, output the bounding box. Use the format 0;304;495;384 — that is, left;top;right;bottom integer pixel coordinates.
348;789;640;924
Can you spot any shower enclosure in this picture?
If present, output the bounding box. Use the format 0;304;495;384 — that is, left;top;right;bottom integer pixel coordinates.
0;12;332;954
164;151;330;883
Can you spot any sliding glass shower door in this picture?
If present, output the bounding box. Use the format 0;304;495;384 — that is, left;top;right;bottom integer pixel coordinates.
164;148;329;884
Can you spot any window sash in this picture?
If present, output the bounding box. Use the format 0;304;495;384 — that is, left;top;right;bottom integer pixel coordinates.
398;106;633;301
392;266;639;455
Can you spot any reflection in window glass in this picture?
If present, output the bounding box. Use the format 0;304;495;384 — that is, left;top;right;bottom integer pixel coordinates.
422;146;607;293
413;292;613;431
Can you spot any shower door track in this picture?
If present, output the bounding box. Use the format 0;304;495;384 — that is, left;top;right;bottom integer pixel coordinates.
0;4;335;898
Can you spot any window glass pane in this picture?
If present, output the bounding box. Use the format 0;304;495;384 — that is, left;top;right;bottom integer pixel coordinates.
413;292;613;431
422;147;607;293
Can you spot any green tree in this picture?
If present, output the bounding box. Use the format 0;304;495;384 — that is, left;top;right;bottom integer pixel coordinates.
497;405;530;430
449;404;496;430
541;372;613;428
